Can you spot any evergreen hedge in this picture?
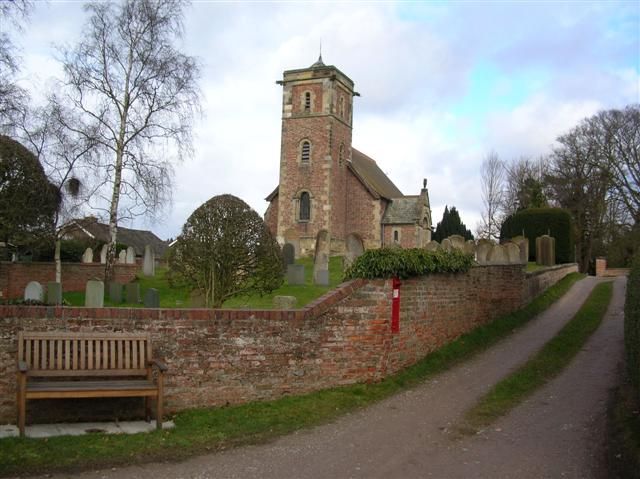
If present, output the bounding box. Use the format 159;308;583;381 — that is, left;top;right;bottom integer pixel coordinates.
500;208;574;263
624;253;640;400
344;248;474;280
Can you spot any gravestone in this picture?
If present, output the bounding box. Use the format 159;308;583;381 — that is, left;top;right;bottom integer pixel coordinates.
286;264;305;285
313;230;330;286
125;283;141;304
440;238;452;252
487;244;508;264
284;228;300;258
511;236;529;264
144;288;160;308
46;281;62;305
100;244;108;264
504;242;522;264
82;247;93;263
24;281;44;302
447;235;466;251
108;282;123;303
189;289;206;307
536;235;556;266
126;246;136;264
282;243;295;266
273;295;297;309
85;280;104;308
464;240;477;256
143;245;155;276
475;239;494;265
425;240;440;252
344;234;364;269
118;250;127;264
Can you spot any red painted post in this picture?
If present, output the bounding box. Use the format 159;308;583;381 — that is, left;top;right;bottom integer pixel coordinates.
391;277;401;333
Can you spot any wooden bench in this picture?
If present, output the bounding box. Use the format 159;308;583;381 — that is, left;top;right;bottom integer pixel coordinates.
17;331;167;437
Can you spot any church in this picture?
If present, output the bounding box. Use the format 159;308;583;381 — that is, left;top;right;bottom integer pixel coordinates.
265;56;432;256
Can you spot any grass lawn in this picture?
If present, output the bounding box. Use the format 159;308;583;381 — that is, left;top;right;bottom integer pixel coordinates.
62;257;344;309
0;272;584;476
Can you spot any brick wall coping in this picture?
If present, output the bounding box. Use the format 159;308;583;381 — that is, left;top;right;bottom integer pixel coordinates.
524;263;578;278
0;261;137;268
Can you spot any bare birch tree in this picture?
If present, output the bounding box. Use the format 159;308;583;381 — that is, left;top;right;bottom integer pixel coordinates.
56;0;200;281
477;151;504;240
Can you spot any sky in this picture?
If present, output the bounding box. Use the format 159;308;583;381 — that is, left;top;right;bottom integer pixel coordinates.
11;0;640;240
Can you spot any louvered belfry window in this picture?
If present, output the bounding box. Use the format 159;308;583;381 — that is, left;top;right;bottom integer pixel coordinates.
301;140;311;163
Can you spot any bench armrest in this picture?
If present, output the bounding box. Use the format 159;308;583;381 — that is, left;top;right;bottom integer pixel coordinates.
148;359;168;372
18;360;29;373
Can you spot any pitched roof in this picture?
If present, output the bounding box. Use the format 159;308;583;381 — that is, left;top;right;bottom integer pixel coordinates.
349;149;403;199
381;196;422;224
65;217;168;257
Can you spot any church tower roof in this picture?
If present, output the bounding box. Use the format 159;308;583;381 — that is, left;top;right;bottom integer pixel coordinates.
310;53;325;68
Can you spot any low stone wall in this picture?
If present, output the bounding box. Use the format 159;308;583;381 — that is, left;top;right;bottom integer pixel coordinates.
0;264;574;424
0;262;138;300
524;264;579;303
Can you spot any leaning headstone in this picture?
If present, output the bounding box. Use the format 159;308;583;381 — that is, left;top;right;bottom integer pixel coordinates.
487;244;508;264
82;247;93;263
143;288;160;308
282;243;295;266
85;280;104;308
126;246;136;264
108;282;123;303
24;281;44;302
344;234;365;269
464;240;477;256
286;264;305;285
504;242;522;264
273;295;297;309
425;240;440;252
46;281;62;305
447;235;466;251
125;282;140;304
189;289;206;307
536;235;556;266
313;230;330;286
143;245;155;276
100;244;108;264
118;250;127;264
440;238;452;252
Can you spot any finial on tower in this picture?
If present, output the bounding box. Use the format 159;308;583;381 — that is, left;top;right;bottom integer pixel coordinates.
311;41;325;68
423;178;427;189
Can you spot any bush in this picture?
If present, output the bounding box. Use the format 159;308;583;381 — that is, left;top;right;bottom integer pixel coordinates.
344;248;474;280
500;208;574;263
624;253;640;400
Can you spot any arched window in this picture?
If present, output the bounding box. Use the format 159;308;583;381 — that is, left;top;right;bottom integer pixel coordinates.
301;140;311;163
393;229;399;243
300;192;310;221
304;92;311;112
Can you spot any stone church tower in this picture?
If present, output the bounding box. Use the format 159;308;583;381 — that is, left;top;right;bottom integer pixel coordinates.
265;57;432;256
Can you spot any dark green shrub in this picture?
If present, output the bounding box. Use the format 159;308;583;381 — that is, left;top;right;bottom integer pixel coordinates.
625;253;640;400
344;248;474;280
500;208;574;263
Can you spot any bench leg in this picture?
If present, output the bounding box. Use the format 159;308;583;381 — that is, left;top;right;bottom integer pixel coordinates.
17;373;26;438
156;374;164;430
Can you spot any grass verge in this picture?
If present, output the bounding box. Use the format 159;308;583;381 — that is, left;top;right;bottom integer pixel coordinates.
460;280;613;434
0;272;584;477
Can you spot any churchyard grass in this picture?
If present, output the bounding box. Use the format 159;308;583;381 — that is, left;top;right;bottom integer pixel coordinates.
0;272;584;476
525;262;546;272
62;257;343;309
460;280;613;434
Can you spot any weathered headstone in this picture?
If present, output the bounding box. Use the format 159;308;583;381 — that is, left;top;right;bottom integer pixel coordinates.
85;280;104;308
313;230;330;286
504;242;522;264
425;240;440;252
511;236;529;264
475;239;494;265
464;240;477;256
46;281;62;305
143;288;160;308
108;282;123;303
344;234;365;269
273;295;297;309
100;244;108;264
286;264;305;285
447;235;466;251
536;235;556;266
24;281;44;302
143;245;155;276
487;244;508;264
440;238;452;252
314;269;330;286
282;243;295;266
125;282;140;304
189;289;206;307
284;228;300;258
126;246;136;264
118;250;127;264
82;247;93;263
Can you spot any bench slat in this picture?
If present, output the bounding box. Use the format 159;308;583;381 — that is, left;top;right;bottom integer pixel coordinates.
27;379;156;392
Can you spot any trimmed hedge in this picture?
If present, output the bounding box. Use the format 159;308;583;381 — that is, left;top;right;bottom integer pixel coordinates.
624;253;640;400
344;248;474;280
500;208;574;263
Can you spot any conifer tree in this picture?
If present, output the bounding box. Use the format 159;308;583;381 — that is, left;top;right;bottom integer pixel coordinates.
432;206;474;242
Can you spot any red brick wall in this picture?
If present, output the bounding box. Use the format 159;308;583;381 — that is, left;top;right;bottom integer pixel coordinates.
264;196;278;236
0;262;138;299
345;171;383;248
382;224;420;248
0;264;577;424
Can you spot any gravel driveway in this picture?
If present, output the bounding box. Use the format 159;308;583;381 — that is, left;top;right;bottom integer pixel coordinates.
26;275;626;479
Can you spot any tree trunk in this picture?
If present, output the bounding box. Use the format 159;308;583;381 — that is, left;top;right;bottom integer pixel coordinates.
54;236;62;283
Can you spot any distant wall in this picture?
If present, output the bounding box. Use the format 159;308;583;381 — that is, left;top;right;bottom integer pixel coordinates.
0;263;577;424
0;262;138;299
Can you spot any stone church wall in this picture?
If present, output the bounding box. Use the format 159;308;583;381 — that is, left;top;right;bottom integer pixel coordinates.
0;264;576;424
